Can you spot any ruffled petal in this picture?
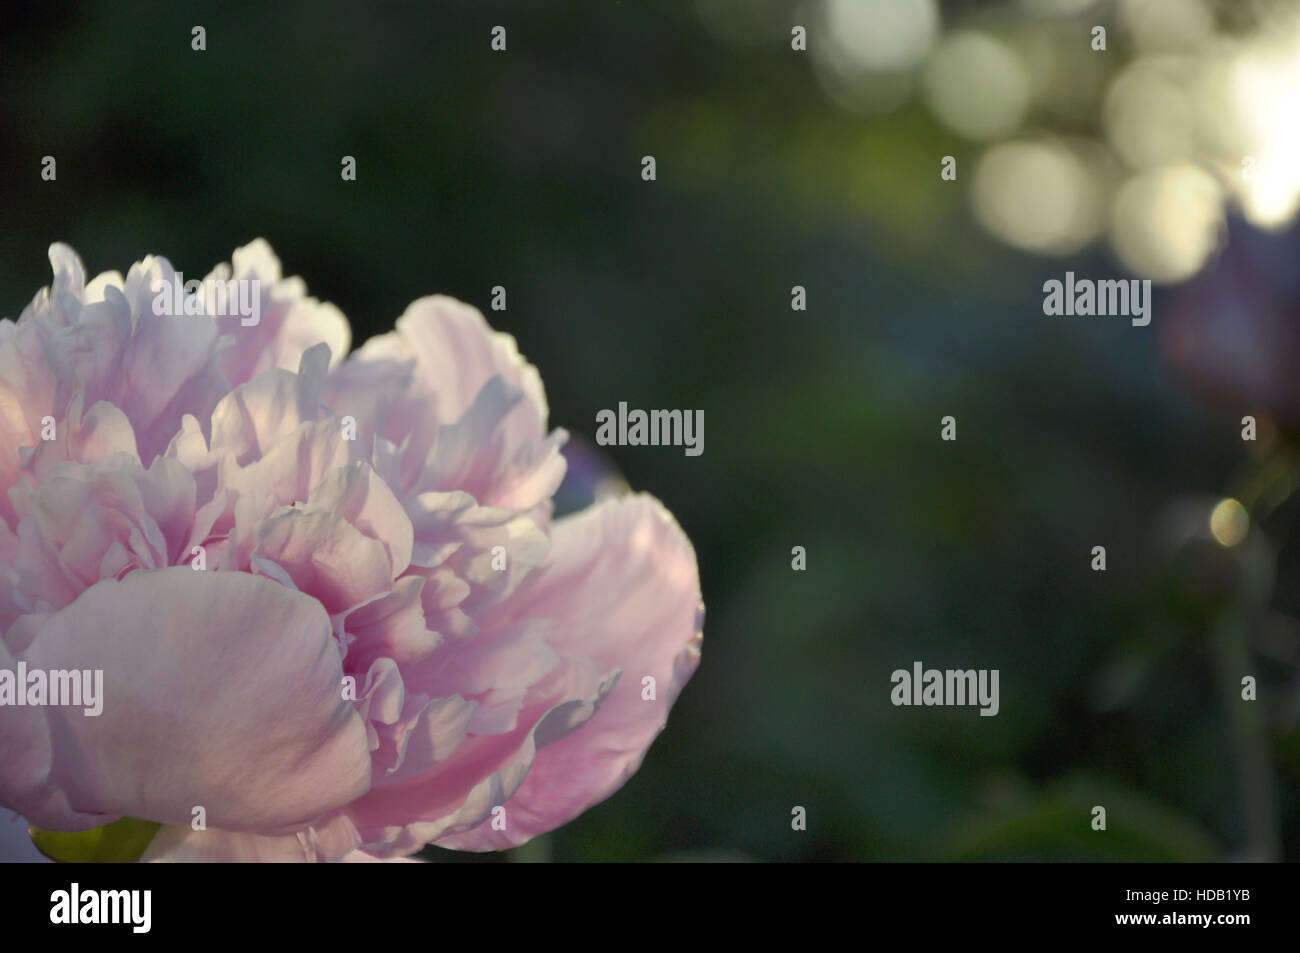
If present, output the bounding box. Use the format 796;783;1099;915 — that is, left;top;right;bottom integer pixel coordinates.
206;239;350;384
437;494;702;850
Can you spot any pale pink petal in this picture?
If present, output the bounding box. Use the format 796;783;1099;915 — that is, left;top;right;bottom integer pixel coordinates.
206;239;351;384
325;297;566;515
142;826;312;863
340;578;440;673
46;284;229;462
340;849;422;862
218;419;358;509
0;635;71;829
20;398;139;482
251;510;393;613
206;345;330;468
8;567;372;834
345;657;615;856
306;462;413;578
437;494;702;850
403;490;549;612
143;805;370;863
394;297;546;431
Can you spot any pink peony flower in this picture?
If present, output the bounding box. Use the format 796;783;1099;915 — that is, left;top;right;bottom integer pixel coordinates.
0;241;702;862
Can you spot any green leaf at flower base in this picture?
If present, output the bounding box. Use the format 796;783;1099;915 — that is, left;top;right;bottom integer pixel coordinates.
29;817;162;863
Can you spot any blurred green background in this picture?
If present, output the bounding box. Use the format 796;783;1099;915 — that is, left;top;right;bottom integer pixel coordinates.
2;0;1298;861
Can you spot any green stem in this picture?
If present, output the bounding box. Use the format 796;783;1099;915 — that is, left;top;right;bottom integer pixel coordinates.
1212;611;1279;861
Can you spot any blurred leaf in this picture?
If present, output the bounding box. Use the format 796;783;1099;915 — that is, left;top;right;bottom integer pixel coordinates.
944;775;1218;861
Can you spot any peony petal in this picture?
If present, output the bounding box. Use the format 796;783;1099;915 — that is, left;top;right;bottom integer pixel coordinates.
394;296;546;430
325;296;566;515
345;656;613;856
142;826;311;863
216;417;359;509
46;283;230;463
0;635;70;829
207;346;330;469
143;807;367;863
251;509;393;614
340;577;439;673
207;239;351;384
20;398;139;483
306;462;413;578
436;494;702;850
340;849;422;862
6;567;372;834
403;490;549;612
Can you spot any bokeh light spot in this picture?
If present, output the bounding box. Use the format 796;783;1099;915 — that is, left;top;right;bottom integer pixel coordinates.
1210;498;1250;548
